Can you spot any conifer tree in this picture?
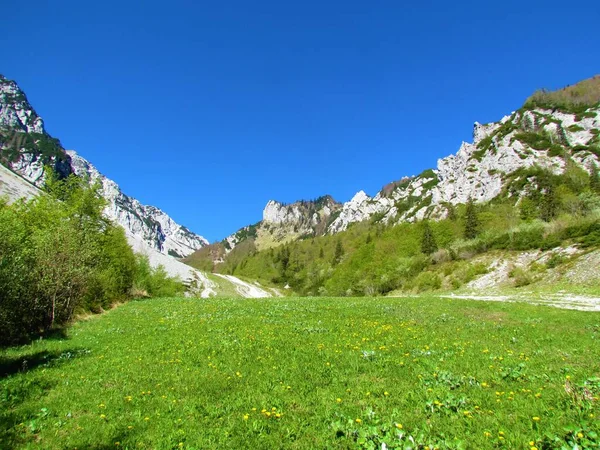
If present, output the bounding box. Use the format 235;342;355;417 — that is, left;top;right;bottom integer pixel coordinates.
420;221;438;255
446;204;457;221
464;199;479;239
540;183;558;222
589;162;600;193
332;240;344;265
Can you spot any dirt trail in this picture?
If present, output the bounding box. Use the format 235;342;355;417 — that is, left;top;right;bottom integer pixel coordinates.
214;274;274;298
441;293;600;311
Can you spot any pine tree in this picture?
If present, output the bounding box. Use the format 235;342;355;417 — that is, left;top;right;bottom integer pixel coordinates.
332;240;344;265
420;221;438;255
540;183;558;222
589;162;600;193
464;199;479;239
446;204;457;221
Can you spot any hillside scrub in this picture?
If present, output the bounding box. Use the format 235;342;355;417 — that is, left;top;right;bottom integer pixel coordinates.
214;166;600;296
0;173;183;346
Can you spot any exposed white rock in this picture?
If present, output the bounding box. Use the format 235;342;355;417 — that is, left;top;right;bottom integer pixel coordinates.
68;150;208;258
326;106;600;232
127;233;216;298
214;274;273;298
263;200;305;224
0;162;41;203
9;152;45;186
0;77;45;133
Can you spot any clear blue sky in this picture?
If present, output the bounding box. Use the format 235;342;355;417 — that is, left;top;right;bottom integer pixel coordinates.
3;1;599;242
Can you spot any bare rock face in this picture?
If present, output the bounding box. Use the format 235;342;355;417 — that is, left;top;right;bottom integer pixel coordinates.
0;74;208;258
0;78;44;134
0;75;72;185
222;196;341;253
326;105;600;233
68;151;208;257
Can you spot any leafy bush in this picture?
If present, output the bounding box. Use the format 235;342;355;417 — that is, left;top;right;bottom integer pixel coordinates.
0;173;182;346
132;255;184;297
508;266;533;287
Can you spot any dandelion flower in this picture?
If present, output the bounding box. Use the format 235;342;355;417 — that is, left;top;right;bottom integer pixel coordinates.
355;418;362;424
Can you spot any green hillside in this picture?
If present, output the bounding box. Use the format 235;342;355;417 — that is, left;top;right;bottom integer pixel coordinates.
202;165;600;297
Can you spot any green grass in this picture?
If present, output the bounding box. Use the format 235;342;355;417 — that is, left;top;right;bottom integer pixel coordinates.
1;297;599;449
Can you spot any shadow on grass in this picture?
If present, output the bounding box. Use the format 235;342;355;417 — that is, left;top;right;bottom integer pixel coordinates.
1;346;94;448
1;326;70;350
0;347;91;379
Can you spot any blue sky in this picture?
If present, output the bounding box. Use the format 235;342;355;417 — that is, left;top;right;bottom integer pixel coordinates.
3;1;599;242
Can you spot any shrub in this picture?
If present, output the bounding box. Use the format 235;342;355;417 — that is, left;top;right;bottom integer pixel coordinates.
508;267;533;287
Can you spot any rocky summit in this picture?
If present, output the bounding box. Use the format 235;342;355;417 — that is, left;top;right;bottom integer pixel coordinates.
327;100;599;231
0;74;207;258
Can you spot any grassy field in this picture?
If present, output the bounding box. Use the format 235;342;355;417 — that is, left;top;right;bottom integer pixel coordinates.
1;297;599;449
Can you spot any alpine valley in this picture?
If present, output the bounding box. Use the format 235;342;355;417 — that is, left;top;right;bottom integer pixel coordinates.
2;73;600;307
184;75;600;307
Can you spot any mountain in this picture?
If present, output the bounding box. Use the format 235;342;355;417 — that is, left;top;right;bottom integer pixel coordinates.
0;74;207;258
187;75;600;275
327;77;600;231
184;195;341;270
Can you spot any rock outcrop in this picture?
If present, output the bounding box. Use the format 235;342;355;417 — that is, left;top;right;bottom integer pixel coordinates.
0;74;208;258
68;151;208;257
327;103;599;232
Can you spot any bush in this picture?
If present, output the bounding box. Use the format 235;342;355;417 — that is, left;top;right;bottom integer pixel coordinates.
412;272;441;292
508;267;533;287
132;254;184;298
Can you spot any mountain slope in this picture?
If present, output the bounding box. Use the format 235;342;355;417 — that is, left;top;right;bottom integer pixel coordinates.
328;77;600;231
0;74;207;258
193;76;600;298
201;75;599;256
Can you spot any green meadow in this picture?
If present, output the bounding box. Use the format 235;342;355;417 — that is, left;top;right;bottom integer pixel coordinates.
1;297;599;449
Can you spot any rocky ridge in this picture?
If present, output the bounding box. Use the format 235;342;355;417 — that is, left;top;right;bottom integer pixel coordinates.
327;102;599;232
0;74;207;258
226;195;341;252
68;151;208;257
195;76;600;265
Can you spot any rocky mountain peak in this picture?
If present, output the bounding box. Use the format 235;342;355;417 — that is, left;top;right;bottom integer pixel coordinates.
0;75;45;134
0;75;208;259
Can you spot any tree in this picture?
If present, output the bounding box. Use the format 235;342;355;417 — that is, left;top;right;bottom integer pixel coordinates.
332;240;344;265
446;204;457;221
420;221;438;255
539;183;558;222
589;161;600;193
519;197;537;221
464;199;480;239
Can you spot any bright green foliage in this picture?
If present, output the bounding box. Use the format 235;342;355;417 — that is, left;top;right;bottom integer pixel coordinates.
1;297;598;449
0;173;181;345
132;254;184;298
540;183;558;222
420;221;438;255
463;199;479;240
523;75;600;114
